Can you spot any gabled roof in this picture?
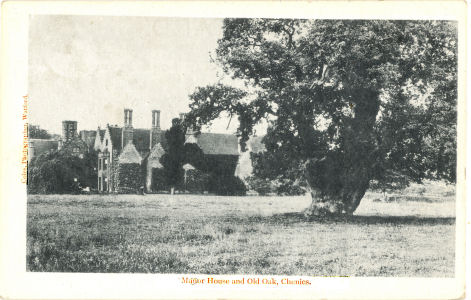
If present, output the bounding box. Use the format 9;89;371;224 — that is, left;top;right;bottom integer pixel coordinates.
149;143;165;160
183;163;195;170
98;129;106;142
108;126;122;152
185;135;198;144
99;125;239;157
193;133;239;156
147;143;165;168
118;143;142;164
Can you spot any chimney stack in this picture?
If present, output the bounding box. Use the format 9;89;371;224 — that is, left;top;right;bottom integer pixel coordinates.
152;110;161;130
122;109;134;148
124;108;133;128
150;109;161;150
62;120;78;142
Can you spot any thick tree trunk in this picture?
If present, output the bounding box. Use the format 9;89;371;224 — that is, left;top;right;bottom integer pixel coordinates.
304;182;369;218
303;88;378;218
342;179;369;214
303;158;371;218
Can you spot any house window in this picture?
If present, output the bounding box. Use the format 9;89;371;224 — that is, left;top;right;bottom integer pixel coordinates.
106;139;108;146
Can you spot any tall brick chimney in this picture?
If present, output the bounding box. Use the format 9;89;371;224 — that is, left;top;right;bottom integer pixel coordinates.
152;110;160;129
150;110;161;150
62;120;78;142
122;108;134;148
124;108;133;128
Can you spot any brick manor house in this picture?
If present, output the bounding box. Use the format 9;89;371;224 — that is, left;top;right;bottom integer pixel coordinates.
94;109;245;193
29;109;265;193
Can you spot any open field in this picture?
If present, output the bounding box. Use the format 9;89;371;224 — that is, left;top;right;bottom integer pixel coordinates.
27;184;455;276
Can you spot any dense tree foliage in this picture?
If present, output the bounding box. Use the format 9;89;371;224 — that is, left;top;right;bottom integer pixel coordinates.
161;118;246;195
161;118;187;194
29;125;52;139
160;118;209;194
28;150;96;194
82;151;98;189
185;19;457;215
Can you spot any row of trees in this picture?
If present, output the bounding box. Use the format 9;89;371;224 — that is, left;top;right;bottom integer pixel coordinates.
184;19;457;215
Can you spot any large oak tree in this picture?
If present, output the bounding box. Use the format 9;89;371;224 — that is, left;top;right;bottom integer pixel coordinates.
185;19;457;216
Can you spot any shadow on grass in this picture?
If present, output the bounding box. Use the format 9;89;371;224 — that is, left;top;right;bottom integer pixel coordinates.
240;213;455;226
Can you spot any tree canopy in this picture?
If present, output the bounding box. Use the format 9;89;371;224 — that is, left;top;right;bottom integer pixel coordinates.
185;19;457;215
160;118;206;193
28;150;97;194
161;118;187;193
29;125;52;139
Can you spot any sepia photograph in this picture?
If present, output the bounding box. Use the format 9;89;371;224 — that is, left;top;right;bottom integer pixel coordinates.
26;15;458;276
0;1;467;299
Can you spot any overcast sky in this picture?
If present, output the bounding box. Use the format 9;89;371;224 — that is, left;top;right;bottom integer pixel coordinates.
29;15;242;135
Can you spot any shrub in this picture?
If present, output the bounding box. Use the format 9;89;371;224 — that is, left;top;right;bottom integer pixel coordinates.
209;174;247;196
276;181;305;196
184;169;210;193
245;176;276;195
245;175;305;196
151;168;169;192
28;151;92;194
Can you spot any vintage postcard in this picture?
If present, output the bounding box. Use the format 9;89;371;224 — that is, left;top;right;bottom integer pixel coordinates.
0;1;467;299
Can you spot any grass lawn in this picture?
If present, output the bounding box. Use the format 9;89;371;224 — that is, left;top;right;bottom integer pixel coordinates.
27;187;455;277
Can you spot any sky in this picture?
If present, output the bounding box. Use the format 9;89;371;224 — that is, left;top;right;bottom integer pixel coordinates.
29;15;242;135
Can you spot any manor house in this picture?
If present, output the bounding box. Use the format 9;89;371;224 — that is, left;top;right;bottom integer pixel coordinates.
94;109;240;193
29;110;264;193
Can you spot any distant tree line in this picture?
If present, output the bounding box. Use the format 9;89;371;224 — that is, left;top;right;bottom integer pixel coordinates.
28;125;52;139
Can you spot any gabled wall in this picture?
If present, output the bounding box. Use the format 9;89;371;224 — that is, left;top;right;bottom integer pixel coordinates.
118;143;142;164
94;128;103;151
98;127;114;192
